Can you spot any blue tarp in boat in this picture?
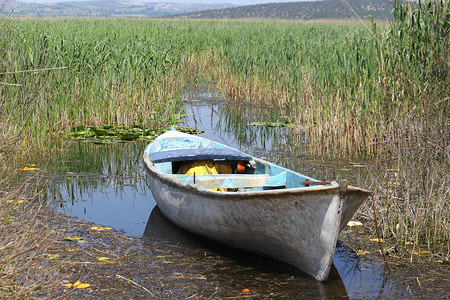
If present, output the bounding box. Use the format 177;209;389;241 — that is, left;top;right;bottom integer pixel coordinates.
150;148;252;164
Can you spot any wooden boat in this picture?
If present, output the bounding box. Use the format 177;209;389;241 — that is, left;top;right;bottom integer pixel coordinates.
143;129;371;281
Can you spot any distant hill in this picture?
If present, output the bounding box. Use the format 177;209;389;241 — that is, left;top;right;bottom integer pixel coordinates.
4;0;393;19
4;1;236;17
173;0;393;20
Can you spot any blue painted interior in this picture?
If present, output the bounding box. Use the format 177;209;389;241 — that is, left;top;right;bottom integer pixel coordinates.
147;131;338;192
145;137;227;154
170;171;287;189
154;162;172;174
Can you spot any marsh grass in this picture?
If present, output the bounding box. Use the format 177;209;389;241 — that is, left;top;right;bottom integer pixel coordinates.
358;0;449;255
0;170;63;298
2;0;448;273
0;16;65;298
4;19;191;150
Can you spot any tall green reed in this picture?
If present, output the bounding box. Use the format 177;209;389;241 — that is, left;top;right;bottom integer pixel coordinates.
0;16;64;298
366;0;449;251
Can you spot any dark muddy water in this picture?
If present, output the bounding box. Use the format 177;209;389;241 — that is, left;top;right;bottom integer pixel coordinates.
48;93;420;298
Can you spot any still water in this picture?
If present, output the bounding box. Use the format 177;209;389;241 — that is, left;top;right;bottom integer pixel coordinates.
48;95;413;298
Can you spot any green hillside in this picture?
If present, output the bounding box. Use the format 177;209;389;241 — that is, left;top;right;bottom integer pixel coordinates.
4;1;236;17
4;0;393;19
174;0;393;20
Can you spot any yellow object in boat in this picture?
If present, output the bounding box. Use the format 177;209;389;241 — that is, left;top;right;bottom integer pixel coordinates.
177;160;231;191
177;160;231;175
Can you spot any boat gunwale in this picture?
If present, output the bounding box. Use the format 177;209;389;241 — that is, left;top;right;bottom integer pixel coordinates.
143;154;371;200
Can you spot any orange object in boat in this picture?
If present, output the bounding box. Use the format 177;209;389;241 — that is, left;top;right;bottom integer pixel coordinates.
236;161;246;173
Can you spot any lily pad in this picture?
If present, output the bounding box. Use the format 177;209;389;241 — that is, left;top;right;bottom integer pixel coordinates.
139;136;155;142
68;125;203;143
71;125;85;132
69;130;95;139
90;126;112;136
117;131;140;141
176;127;204;134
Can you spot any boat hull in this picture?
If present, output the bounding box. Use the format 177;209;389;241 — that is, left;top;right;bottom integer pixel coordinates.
144;155;368;281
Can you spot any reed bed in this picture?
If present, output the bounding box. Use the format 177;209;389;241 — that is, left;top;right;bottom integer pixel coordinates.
4;18;381;152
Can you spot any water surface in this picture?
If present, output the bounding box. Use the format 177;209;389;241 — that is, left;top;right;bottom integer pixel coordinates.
48;96;416;298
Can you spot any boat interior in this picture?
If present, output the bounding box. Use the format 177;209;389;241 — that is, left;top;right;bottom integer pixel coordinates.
145;136;335;192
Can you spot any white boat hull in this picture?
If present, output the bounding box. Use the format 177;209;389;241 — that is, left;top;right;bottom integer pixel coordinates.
144;155;368;281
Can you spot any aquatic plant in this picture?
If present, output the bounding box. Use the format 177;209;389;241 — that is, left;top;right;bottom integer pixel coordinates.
68;125;203;143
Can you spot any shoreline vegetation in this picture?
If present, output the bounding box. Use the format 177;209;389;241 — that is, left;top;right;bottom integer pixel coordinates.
1;0;448;297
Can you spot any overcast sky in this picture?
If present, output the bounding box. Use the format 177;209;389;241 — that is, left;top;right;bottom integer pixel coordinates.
168;0;315;4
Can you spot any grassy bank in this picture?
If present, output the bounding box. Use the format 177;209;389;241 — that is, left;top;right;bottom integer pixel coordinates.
0;166;63;297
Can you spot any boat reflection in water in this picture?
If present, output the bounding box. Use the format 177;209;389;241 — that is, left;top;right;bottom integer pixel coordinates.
143;206;348;299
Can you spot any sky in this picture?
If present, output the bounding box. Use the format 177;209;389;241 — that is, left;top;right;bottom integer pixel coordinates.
166;0;315;4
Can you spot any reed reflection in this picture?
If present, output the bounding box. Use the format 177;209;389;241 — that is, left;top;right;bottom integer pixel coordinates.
183;100;294;157
48;141;155;236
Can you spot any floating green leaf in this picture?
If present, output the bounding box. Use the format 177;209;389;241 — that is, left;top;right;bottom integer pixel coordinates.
71;125;85;132
139;136;155;142
69;130;95;139
117;130;140;141
131;127;144;133
176;127;204;134
68;125;202;143
90;126;112;136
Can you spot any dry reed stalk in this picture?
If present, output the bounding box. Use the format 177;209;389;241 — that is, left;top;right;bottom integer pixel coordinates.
0;171;64;298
